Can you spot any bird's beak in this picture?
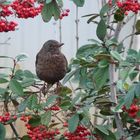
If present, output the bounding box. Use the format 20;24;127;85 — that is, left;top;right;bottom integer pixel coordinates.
59;43;64;47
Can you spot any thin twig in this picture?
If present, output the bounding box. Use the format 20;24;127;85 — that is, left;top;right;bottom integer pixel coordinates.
75;5;79;50
129;15;137;49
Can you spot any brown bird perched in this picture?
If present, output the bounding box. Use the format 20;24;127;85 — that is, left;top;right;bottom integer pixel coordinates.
35;40;68;85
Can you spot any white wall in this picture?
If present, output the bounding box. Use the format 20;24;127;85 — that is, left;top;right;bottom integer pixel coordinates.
0;1;100;73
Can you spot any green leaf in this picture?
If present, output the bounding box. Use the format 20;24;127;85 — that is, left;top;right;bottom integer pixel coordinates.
0;123;6;139
21;78;35;87
0;78;8;83
27;94;38;110
87;14;99;23
45;95;58;107
76;44;99;58
135;20;140;33
115;98;125;112
68;114;79;132
95;125;109;135
59;86;72;96
9;79;24;96
56;0;63;7
41;1;60;22
41;110;51;126
18;99;28;112
46;0;52;4
24;70;35;78
63;69;79;84
124;87;135;108
100;3;110;18
21;135;30;140
93;67;109;89
15;54;28;62
72;0;85;7
0;88;6;95
28;116;41;127
96;19;107;41
134;82;140;98
110;50;122;61
60;100;72;110
133;135;140;140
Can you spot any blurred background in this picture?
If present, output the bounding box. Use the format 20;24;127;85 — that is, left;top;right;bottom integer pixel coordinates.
0;0;138;73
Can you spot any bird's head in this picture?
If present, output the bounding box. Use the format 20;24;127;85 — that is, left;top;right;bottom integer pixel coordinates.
43;40;64;52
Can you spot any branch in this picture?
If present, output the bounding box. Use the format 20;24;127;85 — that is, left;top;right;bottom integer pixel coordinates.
109;21;125;137
129;15;137;49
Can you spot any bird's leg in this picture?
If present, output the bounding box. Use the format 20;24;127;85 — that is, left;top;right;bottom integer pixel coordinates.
40;82;46;96
55;82;62;104
41;82;52;96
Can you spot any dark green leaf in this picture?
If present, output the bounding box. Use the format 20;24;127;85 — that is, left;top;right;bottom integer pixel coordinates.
27;94;38;110
76;44;99;58
133;135;140;140
0;123;6;139
100;3;110;18
110;50;122;61
63;69;79;84
41;1;60;22
24;70;35;78
45;95;58;107
0;88;6;95
0;78;8;83
93;67;109;89
28;116;41;127
41;110;51;126
9;79;24;96
129;71;139;81
135;20;140;33
87;15;99;23
21;135;30;140
68;114;79;132
96;19;107;41
95;125;109;135
60;100;72;110
21;78;35;87
59;86;72;96
72;0;85;7
124;87;135;108
135;82;140;98
115;98;125;112
16;54;28;62
18;99;28;112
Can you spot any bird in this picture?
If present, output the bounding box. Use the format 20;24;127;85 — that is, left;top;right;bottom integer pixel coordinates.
35;40;68;86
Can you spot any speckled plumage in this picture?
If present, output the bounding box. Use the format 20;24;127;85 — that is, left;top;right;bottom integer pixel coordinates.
35;40;67;84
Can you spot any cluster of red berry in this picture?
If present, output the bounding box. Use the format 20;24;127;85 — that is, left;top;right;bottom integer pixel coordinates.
59;9;70;20
49;105;60;111
123;104;139;118
27;125;60;140
0;112;17;124
0;20;18;32
11;0;43;19
0;0;43;32
20;115;60;140
64;125;91;140
0;5;13;17
0;4;18;32
117;0;140;14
